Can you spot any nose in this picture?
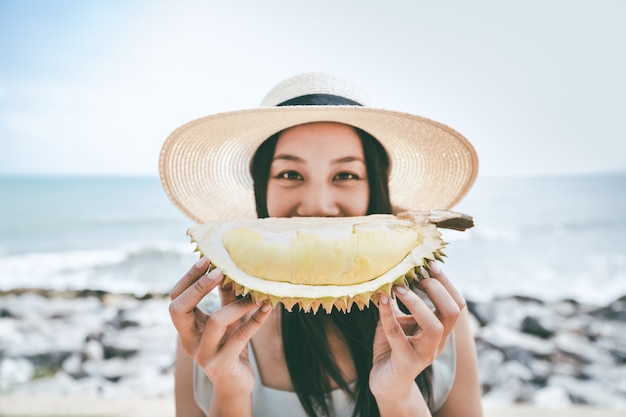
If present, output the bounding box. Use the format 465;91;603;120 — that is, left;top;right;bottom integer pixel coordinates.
296;182;341;217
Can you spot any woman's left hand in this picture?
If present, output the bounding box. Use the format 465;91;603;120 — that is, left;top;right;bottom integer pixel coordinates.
369;261;466;401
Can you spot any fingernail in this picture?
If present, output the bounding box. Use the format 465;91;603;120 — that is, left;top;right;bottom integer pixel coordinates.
395;285;408;294
195;256;209;268
261;303;272;312
207;267;222;278
428;261;440;274
379;294;389;304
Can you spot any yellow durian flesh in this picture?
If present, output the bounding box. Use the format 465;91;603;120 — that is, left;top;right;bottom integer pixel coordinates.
187;211;472;313
221;217;423;286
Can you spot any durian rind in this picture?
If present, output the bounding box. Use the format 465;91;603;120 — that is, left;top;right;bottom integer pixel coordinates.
188;212;449;313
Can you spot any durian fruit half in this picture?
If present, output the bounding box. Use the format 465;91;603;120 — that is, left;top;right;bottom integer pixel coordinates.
188;210;473;314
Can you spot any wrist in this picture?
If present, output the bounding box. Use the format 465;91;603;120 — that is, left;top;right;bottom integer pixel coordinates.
374;383;431;417
208;389;253;417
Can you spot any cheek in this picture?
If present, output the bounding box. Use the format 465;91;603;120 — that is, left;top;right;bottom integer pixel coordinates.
266;184;296;217
340;186;370;216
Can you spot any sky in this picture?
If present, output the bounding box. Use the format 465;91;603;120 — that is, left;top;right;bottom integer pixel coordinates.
0;0;625;178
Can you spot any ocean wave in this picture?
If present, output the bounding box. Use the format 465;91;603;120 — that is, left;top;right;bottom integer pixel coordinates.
0;241;198;295
451;214;624;244
471;227;521;242
443;247;626;306
441;226;521;243
88;214;186;227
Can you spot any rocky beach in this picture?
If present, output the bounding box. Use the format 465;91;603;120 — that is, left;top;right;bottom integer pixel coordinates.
1;288;625;416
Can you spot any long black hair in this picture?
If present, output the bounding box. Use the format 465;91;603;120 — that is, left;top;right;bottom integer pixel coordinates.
249;95;433;417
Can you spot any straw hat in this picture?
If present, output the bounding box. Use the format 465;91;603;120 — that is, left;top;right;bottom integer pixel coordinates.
159;72;478;223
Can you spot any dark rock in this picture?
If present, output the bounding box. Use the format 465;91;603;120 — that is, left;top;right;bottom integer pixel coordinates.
589;295;626;321
75;289;109;300
25;351;73;376
502;346;546;365
102;345;138;360
107;309;140;330
609;347;626;363
0;307;15;318
520;315;556;339
85;331;103;343
511;295;545;305
466;300;492;326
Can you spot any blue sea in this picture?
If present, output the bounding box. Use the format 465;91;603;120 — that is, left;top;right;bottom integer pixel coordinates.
1;174;625;305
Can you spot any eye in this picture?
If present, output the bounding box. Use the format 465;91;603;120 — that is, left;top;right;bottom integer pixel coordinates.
333;172;360;181
276;170;303;181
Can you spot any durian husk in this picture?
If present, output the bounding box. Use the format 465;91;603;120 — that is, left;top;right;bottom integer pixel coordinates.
187;210;473;314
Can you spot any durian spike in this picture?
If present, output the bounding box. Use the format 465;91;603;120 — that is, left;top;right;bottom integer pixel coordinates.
251;291;269;305
299;298;316;313
308;300;323;314
405;268;418;281
390;276;408;291
267;294;282;307
413;266;424;280
377;282;394;297
369;292;381;305
222;276;235;288
234;281;249;297
280;298;299;312
217;267;435;315
333;296;350;313
321;299;335;314
352;292;373;310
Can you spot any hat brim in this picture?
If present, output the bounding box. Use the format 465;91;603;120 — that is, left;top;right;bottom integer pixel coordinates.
159;106;478;223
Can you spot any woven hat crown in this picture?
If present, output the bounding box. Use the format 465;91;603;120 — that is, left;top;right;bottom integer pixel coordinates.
260;72;370;107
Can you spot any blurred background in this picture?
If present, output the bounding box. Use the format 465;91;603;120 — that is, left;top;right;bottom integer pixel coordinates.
1;0;625;414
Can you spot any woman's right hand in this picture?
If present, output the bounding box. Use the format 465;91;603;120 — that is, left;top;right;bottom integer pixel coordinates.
169;257;272;397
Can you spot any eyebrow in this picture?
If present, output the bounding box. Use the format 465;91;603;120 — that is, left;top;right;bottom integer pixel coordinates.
272;154;365;164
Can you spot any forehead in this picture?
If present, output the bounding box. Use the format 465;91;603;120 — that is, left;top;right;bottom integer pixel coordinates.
275;122;363;155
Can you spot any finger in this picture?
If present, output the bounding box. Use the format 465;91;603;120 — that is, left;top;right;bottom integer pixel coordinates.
417;278;460;337
219;278;238;308
219;278;247;338
377;293;412;356
170;257;211;300
198;299;269;360
427;261;466;311
219;304;273;356
391;292;408;316
169;267;224;320
393;286;443;341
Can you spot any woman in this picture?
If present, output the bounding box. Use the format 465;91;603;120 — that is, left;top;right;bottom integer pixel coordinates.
160;72;483;417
